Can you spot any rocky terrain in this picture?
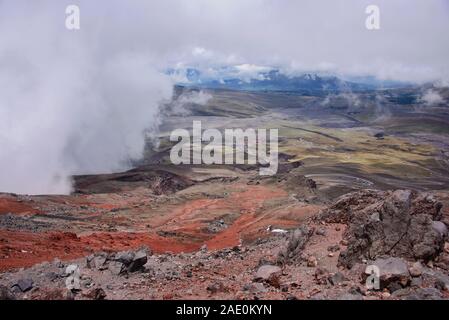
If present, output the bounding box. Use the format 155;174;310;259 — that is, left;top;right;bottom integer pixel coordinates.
1;174;448;300
1;88;449;300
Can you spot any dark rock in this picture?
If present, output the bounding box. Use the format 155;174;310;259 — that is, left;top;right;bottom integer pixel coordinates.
403;288;442;300
207;282;226;294
305;178;317;189
328;272;348;286
15;278;33;292
314;267;330;285
320;190;445;268
374;132;385;139
277;226;313;263
127;249;148;272
114;251;134;266
85;287;106;300
327;245;340;252
387;282;403;293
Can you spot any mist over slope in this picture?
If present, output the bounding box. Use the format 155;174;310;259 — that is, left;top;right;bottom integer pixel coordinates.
0;0;448;195
0;3;173;194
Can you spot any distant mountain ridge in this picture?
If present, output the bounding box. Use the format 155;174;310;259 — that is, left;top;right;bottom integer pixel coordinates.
168;68;411;93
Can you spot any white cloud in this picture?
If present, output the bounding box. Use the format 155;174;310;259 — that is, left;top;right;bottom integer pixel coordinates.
1;0;449;194
419;89;444;106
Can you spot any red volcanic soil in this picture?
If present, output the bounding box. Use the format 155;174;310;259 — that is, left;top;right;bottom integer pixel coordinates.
0;230;201;271
0;198;40;215
0;184;322;271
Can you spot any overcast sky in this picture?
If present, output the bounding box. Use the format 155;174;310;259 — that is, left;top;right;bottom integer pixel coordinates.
0;0;448;194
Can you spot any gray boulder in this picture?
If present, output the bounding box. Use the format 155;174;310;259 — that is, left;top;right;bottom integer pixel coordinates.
432;221;448;238
365;257;410;288
15;278;34;292
254;265;282;281
320;190;445;268
277;226;313;263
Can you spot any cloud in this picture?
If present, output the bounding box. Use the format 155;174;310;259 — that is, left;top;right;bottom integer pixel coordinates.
168;90;212;116
419;89;445;106
161;0;449;84
0;2;173;194
1;0;448;194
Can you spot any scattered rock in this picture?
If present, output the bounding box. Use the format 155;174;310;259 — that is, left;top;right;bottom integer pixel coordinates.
87;248;150;275
207;281;226;294
403;288;442;300
277;226;312;263
307;256;318;267
314;267;330;285
242;283;267;294
327;245;340;252
409;261;423;277
85;287;107;300
328;272;348;286
254;265;282;281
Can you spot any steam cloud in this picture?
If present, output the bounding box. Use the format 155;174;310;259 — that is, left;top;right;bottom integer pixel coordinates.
0;2;173;194
419;89;444;106
1;0;448;194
